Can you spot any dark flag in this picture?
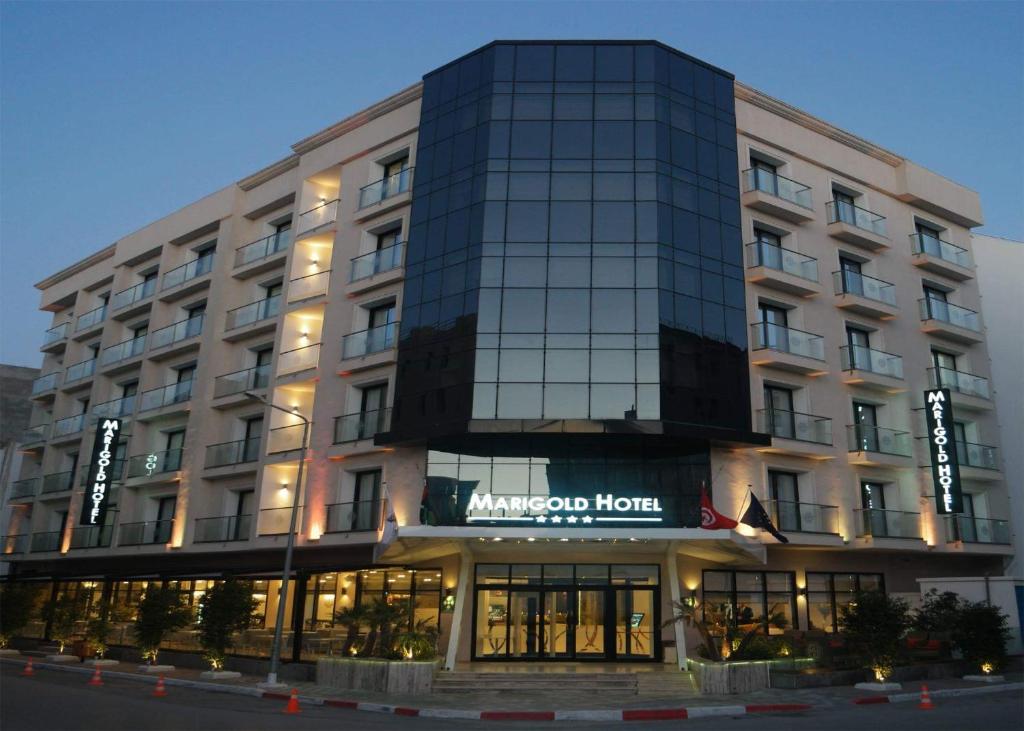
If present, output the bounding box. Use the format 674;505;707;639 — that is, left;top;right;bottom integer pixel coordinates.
740;492;789;543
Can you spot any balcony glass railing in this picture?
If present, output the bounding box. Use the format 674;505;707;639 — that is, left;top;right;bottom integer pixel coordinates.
213;364;271;398
150;314;204;350
101;334;146;366
833;270;896;306
79;459;126;485
333;408;391;444
225;294;281;331
351;242;405;282
766;500;838;534
126;448;184;478
42;470;76;493
69;522;115;550
919;297;981;332
267;423;307;453
297;198;339;234
826;200;887;237
855;508;921;539
235;230;291;267
956;440;999;470
118;519;173;546
359;168;413;208
93;394;136;420
42;322;69;346
944;515;1010;545
112;278;157;310
757;409;831;445
9;478;39;499
258;507;301;536
76;304;107;332
911;233;972;268
32;372;60;394
52;413;86;438
749;322;825;360
3;534;28;554
277;343;320;374
745;241;817;282
205;437;261;468
287;270;330;303
847;424;912;457
22;423;49;443
65;358;97;384
325;499;382;533
162;254;214;291
30;531;62;552
840;344;904;379
139;380;193;412
194;514;252;543
928;366;990;399
742;168;812;209
342;322;398;359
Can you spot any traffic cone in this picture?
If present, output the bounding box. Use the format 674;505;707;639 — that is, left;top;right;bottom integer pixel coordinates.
153;674;167;697
21;658;34;676
919;683;935;710
283;688;301;714
88;667;103;686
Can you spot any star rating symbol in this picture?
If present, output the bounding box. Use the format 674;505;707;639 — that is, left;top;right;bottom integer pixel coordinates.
582;515;594;524
551;515;563;524
566;515;578;524
535;515;547;523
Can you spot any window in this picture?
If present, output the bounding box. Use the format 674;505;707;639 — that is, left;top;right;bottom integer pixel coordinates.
368;303;396;330
757;303;788;349
852;401;878;451
376;226;402;250
165;430;186;471
274;220;292;235
768;471;800;532
763;385;795;439
833;189;856;225
701;570;796;637
922;285;949;320
845;326;870;369
155;496;176;543
356;567;442;632
805;572;884;632
860;480;888;536
839;257;863;296
750;157;778;195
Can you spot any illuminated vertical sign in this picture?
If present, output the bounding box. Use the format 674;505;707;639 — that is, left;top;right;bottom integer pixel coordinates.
79;418;121;526
923;389;963;514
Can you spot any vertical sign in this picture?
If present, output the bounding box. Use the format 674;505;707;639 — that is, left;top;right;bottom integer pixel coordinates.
923;389;963;514
80;418;121;526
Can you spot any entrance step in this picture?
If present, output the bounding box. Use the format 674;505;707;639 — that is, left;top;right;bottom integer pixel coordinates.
433;672;639;694
636;671;697;695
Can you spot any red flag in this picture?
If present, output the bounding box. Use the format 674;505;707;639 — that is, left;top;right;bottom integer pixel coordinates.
700;487;738;530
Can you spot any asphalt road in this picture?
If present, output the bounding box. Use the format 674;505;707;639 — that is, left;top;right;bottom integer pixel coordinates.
2;664;1022;731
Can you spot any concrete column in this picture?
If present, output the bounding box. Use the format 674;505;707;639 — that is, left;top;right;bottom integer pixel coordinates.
443;544;472;671
665;541;687;670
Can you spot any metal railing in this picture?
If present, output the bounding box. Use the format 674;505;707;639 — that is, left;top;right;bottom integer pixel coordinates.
118;519;173;546
101;334;146;366
297;198;339;234
32;372;60;394
741;168;812;209
826;200;887;236
919;297;981;332
30;531;62;552
324;499;382;533
93;395;136;420
225;294;281;331
126;448;184;478
745;241;817;282
277;343;320;374
351;242;405;282
749;322;825;360
257;507;302;536
3;534;28;554
69;522;116;550
65;357;97;384
150;314;204;350
287;270;330;303
205;437;262;468
911;232;971;268
162;254;214;291
333;408;391;444
194;514;252;543
213;364;271;398
342;322;398;359
757;409;831;445
765;500;838;534
855;508;921;539
112;278;157;310
235;230;291;267
833;270;896;306
139;380;193;411
840;344;904;378
76;304;107;332
944;515;1010;545
847;424;912;457
41;471;76;493
42;322;69;346
359;168;413;208
267;423;307;453
956;440;999;470
9;478;39;499
52;413;86;438
928;366;990;399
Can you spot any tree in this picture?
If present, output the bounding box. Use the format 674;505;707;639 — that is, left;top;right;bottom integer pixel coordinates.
43;593;85;654
914;589;964;632
197;580;258;670
0;583;44;649
134;586;192;663
85;598;124;659
333;604;368;656
954;600;1011;673
359;597;411;658
839;591;912;681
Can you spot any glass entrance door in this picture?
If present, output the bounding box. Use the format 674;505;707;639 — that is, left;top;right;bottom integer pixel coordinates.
543;590;571;658
616;589;656;659
574;590;606;658
508;591;541;658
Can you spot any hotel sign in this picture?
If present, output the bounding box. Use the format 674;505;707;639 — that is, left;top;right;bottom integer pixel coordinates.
79;418;121;526
465;493;664;525
923;389;963;514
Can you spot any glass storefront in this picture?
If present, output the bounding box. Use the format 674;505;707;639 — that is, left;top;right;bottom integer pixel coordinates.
701;570;796;637
805;572;884;633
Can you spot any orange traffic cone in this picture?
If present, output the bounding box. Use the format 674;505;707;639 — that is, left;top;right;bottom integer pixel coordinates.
283;688;301;714
919;683;935;710
153;674;168;697
21;658;34;676
88;667;104;686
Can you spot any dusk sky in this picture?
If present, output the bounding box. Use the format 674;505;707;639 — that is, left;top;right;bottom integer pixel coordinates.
2;1;1021;367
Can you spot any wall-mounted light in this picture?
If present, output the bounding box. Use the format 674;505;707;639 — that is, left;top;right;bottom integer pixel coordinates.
300;331;309;339
310;256;320;266
442;588;456;613
279;482;289;494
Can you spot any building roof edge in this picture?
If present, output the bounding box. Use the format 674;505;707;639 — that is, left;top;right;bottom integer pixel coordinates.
34;244;117;291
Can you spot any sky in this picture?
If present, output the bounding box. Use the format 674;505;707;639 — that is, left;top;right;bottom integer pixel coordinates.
1;1;1022;368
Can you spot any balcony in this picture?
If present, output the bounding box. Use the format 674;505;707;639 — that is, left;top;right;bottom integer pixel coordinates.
740;168;813;223
287;270;330;304
333;408;391;445
944;515;1011;546
927;366;991;411
911;233;973;281
267;424;307;454
297;198;339;237
840;345;905;392
919;298;984;344
358;168;413;210
956;440;1001;480
30;531;62;553
118;519;173;546
63;357;97;388
3;534;28;555
9;477;39;500
825;200;889;250
341;322;399;360
100;334;146;372
744;241;820;297
213;364;271;400
277;343;320;377
79;459;126;486
749;322;826;375
205;437;261;469
149;314;204;358
138;380;193;416
161;255;214;300
69;522;115;550
31;372;60;399
51;413;86;442
41;470;76;494
41;322;69;353
766;500;839;536
224;295;280;340
75;304;107;338
351;242;404;283
234;230;291;274
125;449;183;480
854;508;922;540
111;278;157;318
324;499;382;534
832;270;898;319
93;394;136;421
257;507;301;536
756;408;833;459
21;423;49;447
847;424;913;466
194;514;252;543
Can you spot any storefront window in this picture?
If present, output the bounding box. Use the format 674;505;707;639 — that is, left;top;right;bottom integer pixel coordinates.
805;572;885;633
701;570;796;636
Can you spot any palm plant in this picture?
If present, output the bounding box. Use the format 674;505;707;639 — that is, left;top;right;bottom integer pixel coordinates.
395;617;440;661
333;604;368;656
663;598;788;662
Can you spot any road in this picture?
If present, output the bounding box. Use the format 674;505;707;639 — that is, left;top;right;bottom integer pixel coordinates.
2;664;1022;730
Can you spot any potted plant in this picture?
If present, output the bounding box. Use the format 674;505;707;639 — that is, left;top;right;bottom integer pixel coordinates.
197;579;258;678
134;585;192;670
0;583;43;654
840;591;912;689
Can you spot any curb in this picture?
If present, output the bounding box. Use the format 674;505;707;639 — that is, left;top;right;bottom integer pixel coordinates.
852;681;1024;705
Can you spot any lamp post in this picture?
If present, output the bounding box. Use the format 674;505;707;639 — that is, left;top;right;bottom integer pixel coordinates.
245;391;309;688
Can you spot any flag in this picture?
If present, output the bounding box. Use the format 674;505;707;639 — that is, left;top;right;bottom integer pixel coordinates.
700;487;738;530
740;492;789;543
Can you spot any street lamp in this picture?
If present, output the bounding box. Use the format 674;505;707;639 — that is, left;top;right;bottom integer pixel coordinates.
245;390;309;688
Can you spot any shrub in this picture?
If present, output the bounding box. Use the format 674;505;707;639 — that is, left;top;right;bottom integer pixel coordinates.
198;580;258;670
42;593;85;654
914;589;963;633
839;591;912;681
395;618;440;661
955;601;1011;672
731;633;776;661
0;583;44;648
134;586;192;663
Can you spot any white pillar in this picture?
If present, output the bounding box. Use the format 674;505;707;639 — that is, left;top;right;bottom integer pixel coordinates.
666;541;687;670
444;544;473;671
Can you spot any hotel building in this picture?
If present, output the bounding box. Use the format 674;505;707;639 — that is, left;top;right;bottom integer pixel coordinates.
2;41;1015;668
